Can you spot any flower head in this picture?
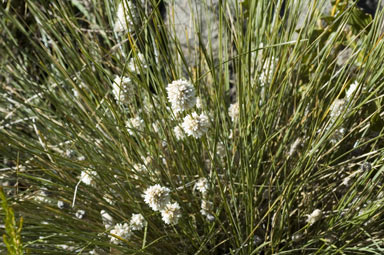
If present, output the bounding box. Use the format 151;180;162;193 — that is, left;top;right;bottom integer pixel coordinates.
196;97;203;109
130;213;146;231
101;210;114;229
181;112;210;138
200;199;215;221
126;115;144;135
306;209;323;225
329;99;346;121
133;163;146;173
160;202;181;225
173;126;185;140
143;184;171;211
114;1;138;33
195;178;209;195
57;200;65;209
166;79;196;114
112;76;134;104
259;57;277;86
346;81;359;100
110;223;132;244
75;209;85;219
80;170;97;186
228;102;239;122
127;53;147;73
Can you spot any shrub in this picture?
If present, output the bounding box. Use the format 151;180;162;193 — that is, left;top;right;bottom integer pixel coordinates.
1;0;384;254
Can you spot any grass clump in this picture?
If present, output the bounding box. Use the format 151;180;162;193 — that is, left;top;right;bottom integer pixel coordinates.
1;0;384;254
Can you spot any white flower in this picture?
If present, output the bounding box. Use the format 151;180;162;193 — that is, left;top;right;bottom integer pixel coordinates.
127;53;147;73
130;213;146;231
342;176;352;187
143;184;171;211
78;155;85;161
200;199;213;217
80;170;97;186
103;194;115;205
259;57;277;86
195;178;209;195
141;156;152;166
229;129;234;139
101;210;114;229
72;83;86;98
34;189;51;204
346;81;359;100
306;209;323;225
329;99;346;121
110;223;132;244
228;102;239;122
112;76;134;104
56;243;77;251
126;115;144;135
196;97;203;109
216;142;226;156
166;79;196;114
133;163;146;173
57;200;65;209
160;202;181;225
181;112;210;138
133;163;146;179
173;126;185;140
151;120;162;133
114;1;138;33
292;233;303;242
75;209;85;219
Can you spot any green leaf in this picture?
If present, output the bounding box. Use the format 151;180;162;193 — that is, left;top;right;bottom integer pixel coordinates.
370;112;384;132
349;7;373;34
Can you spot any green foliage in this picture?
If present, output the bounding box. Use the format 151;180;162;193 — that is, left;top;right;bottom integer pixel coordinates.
1;0;384;254
1;188;24;255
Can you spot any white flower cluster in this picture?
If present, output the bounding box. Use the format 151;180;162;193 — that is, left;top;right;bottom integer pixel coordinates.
166;79;196;114
228;102;239;122
127;53;147;73
259;57;277;86
130;213;146;230
306;209;323;225
200;200;214;221
328;99;347;144
173;126;185;140
110;223;131;245
141;155;152;166
143;184;181;225
326;81;360;144
107;212;146;245
133;163;146;173
181;112;210;138
75;209;85;219
80;170;97;186
329;99;346;122
196;97;203;109
195;178;209;195
160;202;182;225
126;115;144;135
114;1;138;33
57;200;65;209
101;210;114;229
346;81;359;100
143;184;171;211
342;168;363;187
112;76;134;104
33;188;52;204
195;178;214;221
